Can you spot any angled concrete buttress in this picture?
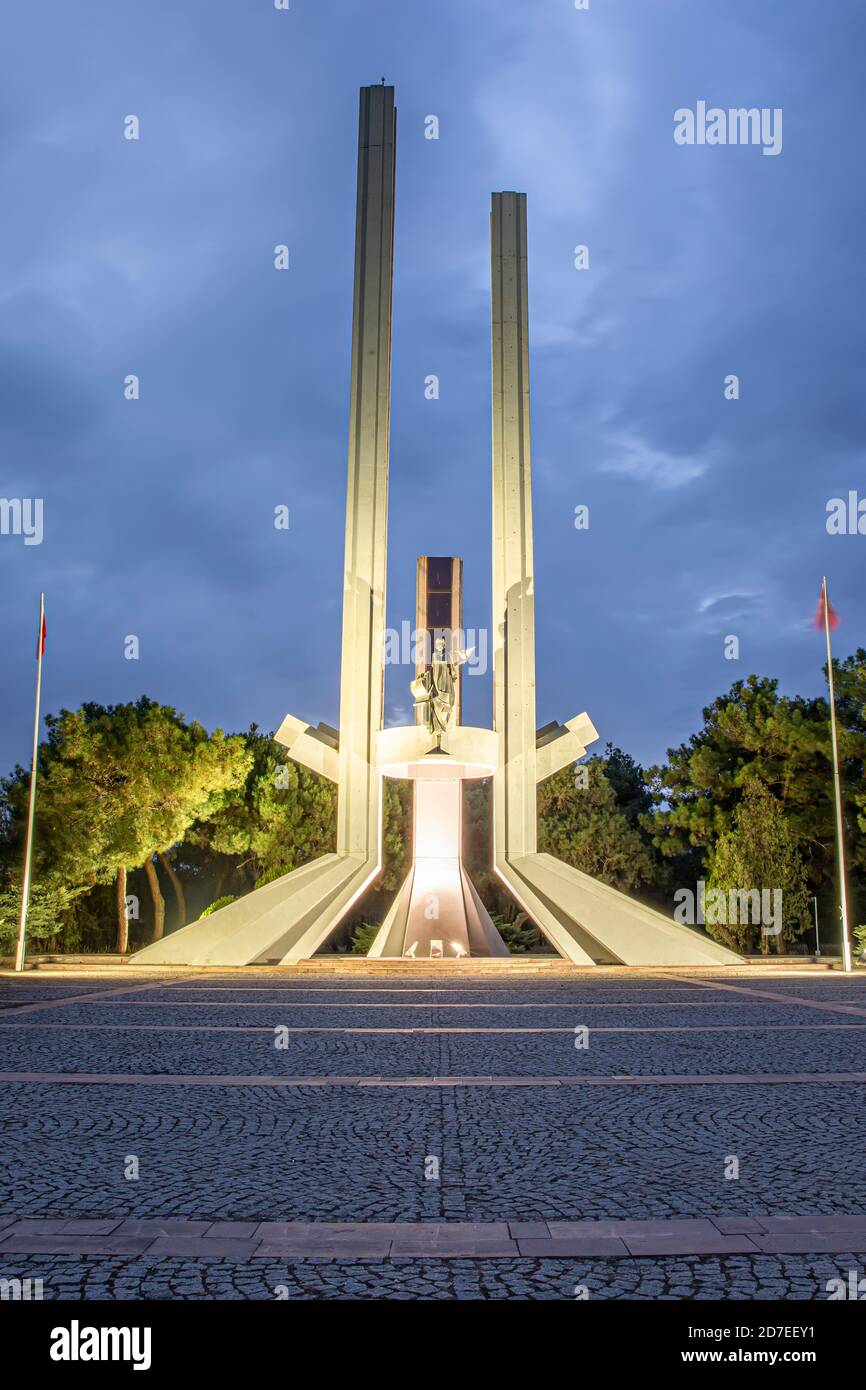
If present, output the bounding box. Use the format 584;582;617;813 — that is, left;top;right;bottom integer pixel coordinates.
488;192;741;967
132;86;397;966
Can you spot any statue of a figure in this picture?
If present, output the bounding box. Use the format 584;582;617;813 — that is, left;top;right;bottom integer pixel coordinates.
410;636;471;749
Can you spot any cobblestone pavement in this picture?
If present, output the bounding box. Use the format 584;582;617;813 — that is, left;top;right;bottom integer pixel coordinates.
3;1021;866;1074
1;969;865;1299
0;1080;863;1222
0;1252;860;1300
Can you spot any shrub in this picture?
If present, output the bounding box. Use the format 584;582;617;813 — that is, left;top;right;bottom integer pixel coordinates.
200;894;237;918
350;923;380;955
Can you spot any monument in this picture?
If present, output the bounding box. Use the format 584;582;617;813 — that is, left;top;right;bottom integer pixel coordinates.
132;86;740;967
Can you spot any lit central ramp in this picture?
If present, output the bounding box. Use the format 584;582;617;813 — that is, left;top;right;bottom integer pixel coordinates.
368;777;509;960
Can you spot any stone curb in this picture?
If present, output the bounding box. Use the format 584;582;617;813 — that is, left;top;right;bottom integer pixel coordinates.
3;1215;866;1260
3;1070;866;1088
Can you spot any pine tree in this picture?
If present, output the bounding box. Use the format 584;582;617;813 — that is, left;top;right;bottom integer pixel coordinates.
707;783;812;953
538;760;657;893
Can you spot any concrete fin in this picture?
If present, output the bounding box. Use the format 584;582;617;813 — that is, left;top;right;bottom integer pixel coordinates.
510;853;743;966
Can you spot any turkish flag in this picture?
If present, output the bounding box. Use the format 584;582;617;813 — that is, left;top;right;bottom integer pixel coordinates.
813;589;839;632
37;611;46;658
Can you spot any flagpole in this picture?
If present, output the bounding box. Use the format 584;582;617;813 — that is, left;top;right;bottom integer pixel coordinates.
14;592;45;974
821;576;852;974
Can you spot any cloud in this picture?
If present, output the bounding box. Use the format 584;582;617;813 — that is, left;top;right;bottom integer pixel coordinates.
698;592;758;617
599;433;711;489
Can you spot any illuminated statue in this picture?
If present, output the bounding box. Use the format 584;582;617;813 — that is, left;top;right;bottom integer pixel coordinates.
410;635;470;748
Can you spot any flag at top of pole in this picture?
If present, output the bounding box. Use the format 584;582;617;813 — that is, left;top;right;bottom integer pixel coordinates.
14;593;46;973
814;578;852;974
813;586;840;633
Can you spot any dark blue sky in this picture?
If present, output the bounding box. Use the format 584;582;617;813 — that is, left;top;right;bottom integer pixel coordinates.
2;0;864;777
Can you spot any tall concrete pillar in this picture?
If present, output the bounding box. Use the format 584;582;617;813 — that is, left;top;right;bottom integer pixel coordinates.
128;87;397;967
337;85;396;861
488;194;741;967
490;192;538;860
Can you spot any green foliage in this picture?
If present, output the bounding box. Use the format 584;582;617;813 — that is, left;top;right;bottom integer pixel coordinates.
200;894;237;918
192;727;336;889
379;779;412;892
463;779;491;862
706;782;812;953
350;923;380;955
461;778;518;919
253;865;289;890
835;650;866;876
600;743;654;827
538;759;658;893
0;875;81;952
491;914;542;954
0;699;251;949
646;668;866;892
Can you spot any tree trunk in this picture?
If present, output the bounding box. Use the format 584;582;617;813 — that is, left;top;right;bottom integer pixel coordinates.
116;867;128;953
158;851;186;930
144;856;165;942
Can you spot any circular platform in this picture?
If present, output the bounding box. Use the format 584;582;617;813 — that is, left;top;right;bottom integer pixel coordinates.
377;724;497;780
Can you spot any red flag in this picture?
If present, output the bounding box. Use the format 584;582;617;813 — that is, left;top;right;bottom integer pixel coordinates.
813;588;839;632
37;611;46;658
